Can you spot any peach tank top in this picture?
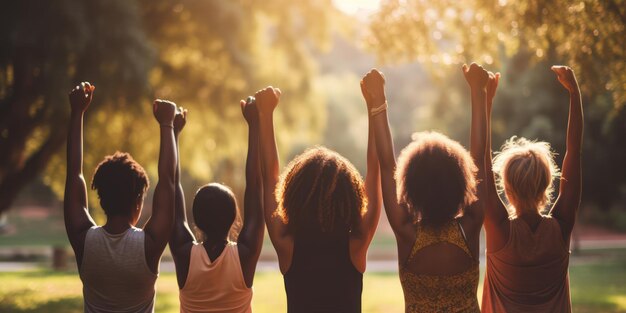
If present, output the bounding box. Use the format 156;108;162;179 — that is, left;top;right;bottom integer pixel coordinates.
482;216;571;313
179;242;252;313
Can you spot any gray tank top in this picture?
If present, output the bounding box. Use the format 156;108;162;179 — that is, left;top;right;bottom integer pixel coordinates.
79;226;158;313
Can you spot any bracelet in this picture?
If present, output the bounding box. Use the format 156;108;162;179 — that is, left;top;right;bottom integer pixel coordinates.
369;101;388;116
160;124;174;129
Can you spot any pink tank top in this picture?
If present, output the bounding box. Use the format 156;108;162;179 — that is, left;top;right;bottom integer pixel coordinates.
179;242;252;313
482;216;572;313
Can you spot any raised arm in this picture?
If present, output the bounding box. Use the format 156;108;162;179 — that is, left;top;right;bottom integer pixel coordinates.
350;80;384;272
460;63;489;236
168;108;195;288
144;99;177;273
482;70;510;251
549;66;583;240
361;69;415;257
238;97;265;287
256;87;293;274
64;82;97;267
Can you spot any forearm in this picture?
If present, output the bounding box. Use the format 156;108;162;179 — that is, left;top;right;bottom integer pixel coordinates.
158;126;177;186
566;88;583;153
154;125;177;226
485;100;497;197
243;124;263;228
64;111;87;212
470;89;487;168
173;133;185;221
246;125;262;189
258;114;280;222
66;111;84;178
483;92;508;222
363;116;382;233
371;111;396;171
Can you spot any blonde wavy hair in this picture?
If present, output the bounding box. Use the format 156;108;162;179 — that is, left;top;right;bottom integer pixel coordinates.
492;136;560;216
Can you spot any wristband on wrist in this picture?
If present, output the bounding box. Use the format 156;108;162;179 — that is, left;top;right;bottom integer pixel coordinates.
160;124;174;129
369;101;388;116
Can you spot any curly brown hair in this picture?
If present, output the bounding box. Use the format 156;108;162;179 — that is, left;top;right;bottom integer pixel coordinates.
91;152;149;217
396;132;477;225
276;146;367;233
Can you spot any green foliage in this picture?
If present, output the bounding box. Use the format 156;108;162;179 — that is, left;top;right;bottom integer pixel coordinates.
1;0;337;219
368;1;626;210
0;0;154;214
2;257;626;312
369;0;626;107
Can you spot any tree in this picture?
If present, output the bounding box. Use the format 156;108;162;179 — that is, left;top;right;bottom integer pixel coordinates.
0;0;153;214
367;0;626;210
368;0;625;108
0;0;336;217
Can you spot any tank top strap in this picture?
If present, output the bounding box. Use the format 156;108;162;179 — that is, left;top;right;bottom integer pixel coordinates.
408;219;472;260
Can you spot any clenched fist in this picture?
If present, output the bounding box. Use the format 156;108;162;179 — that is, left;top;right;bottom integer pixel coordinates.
173;106;188;135
360;69;386;110
551;66;579;93
241;96;259;126
254;86;281;117
69;82;95;113
153;99;177;126
486;71;500;106
462;63;489;90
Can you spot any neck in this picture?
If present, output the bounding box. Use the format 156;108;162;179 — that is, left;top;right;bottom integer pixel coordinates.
516;209;541;219
203;236;228;247
103;215;133;234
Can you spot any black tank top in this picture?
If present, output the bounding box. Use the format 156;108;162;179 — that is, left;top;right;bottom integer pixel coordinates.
283;225;363;313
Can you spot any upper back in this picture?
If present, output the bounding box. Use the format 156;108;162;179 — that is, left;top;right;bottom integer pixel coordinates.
80;226;157;313
400;219;480;313
180;243;252;313
493;216;569;263
482;216;572;311
284;229;363;313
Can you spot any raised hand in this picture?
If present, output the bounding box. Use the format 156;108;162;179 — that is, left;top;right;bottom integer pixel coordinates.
486;71;500;107
551;66;579;92
153;99;177;126
255;87;281;117
241;96;259;126
361;69;386;110
462;63;490;91
173;107;188;135
69;82;95;113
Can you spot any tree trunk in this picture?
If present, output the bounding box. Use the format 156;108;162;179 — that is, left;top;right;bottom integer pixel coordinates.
52;245;68;271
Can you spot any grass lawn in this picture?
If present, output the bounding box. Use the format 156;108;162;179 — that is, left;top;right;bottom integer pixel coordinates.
1;259;625;313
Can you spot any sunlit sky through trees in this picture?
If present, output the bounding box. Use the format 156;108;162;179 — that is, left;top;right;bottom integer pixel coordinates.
1;0;624;223
333;0;381;15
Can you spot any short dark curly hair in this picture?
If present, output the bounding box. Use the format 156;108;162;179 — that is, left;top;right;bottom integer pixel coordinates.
396;132;477;225
276;146;367;234
91;152;149;217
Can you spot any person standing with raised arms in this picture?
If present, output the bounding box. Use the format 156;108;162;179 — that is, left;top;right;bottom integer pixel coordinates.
64;82;177;313
168;96;265;313
363;67;487;313
256;85;382;313
480;66;583;312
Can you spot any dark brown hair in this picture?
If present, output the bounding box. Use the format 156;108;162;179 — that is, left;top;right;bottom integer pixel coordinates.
91;152;149;217
276;146;366;233
192;183;237;241
396;132;477;225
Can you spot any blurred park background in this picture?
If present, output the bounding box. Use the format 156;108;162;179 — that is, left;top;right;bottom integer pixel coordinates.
0;0;625;312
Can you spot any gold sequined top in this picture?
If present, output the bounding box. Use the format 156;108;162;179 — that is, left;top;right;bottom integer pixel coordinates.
399;219;480;313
